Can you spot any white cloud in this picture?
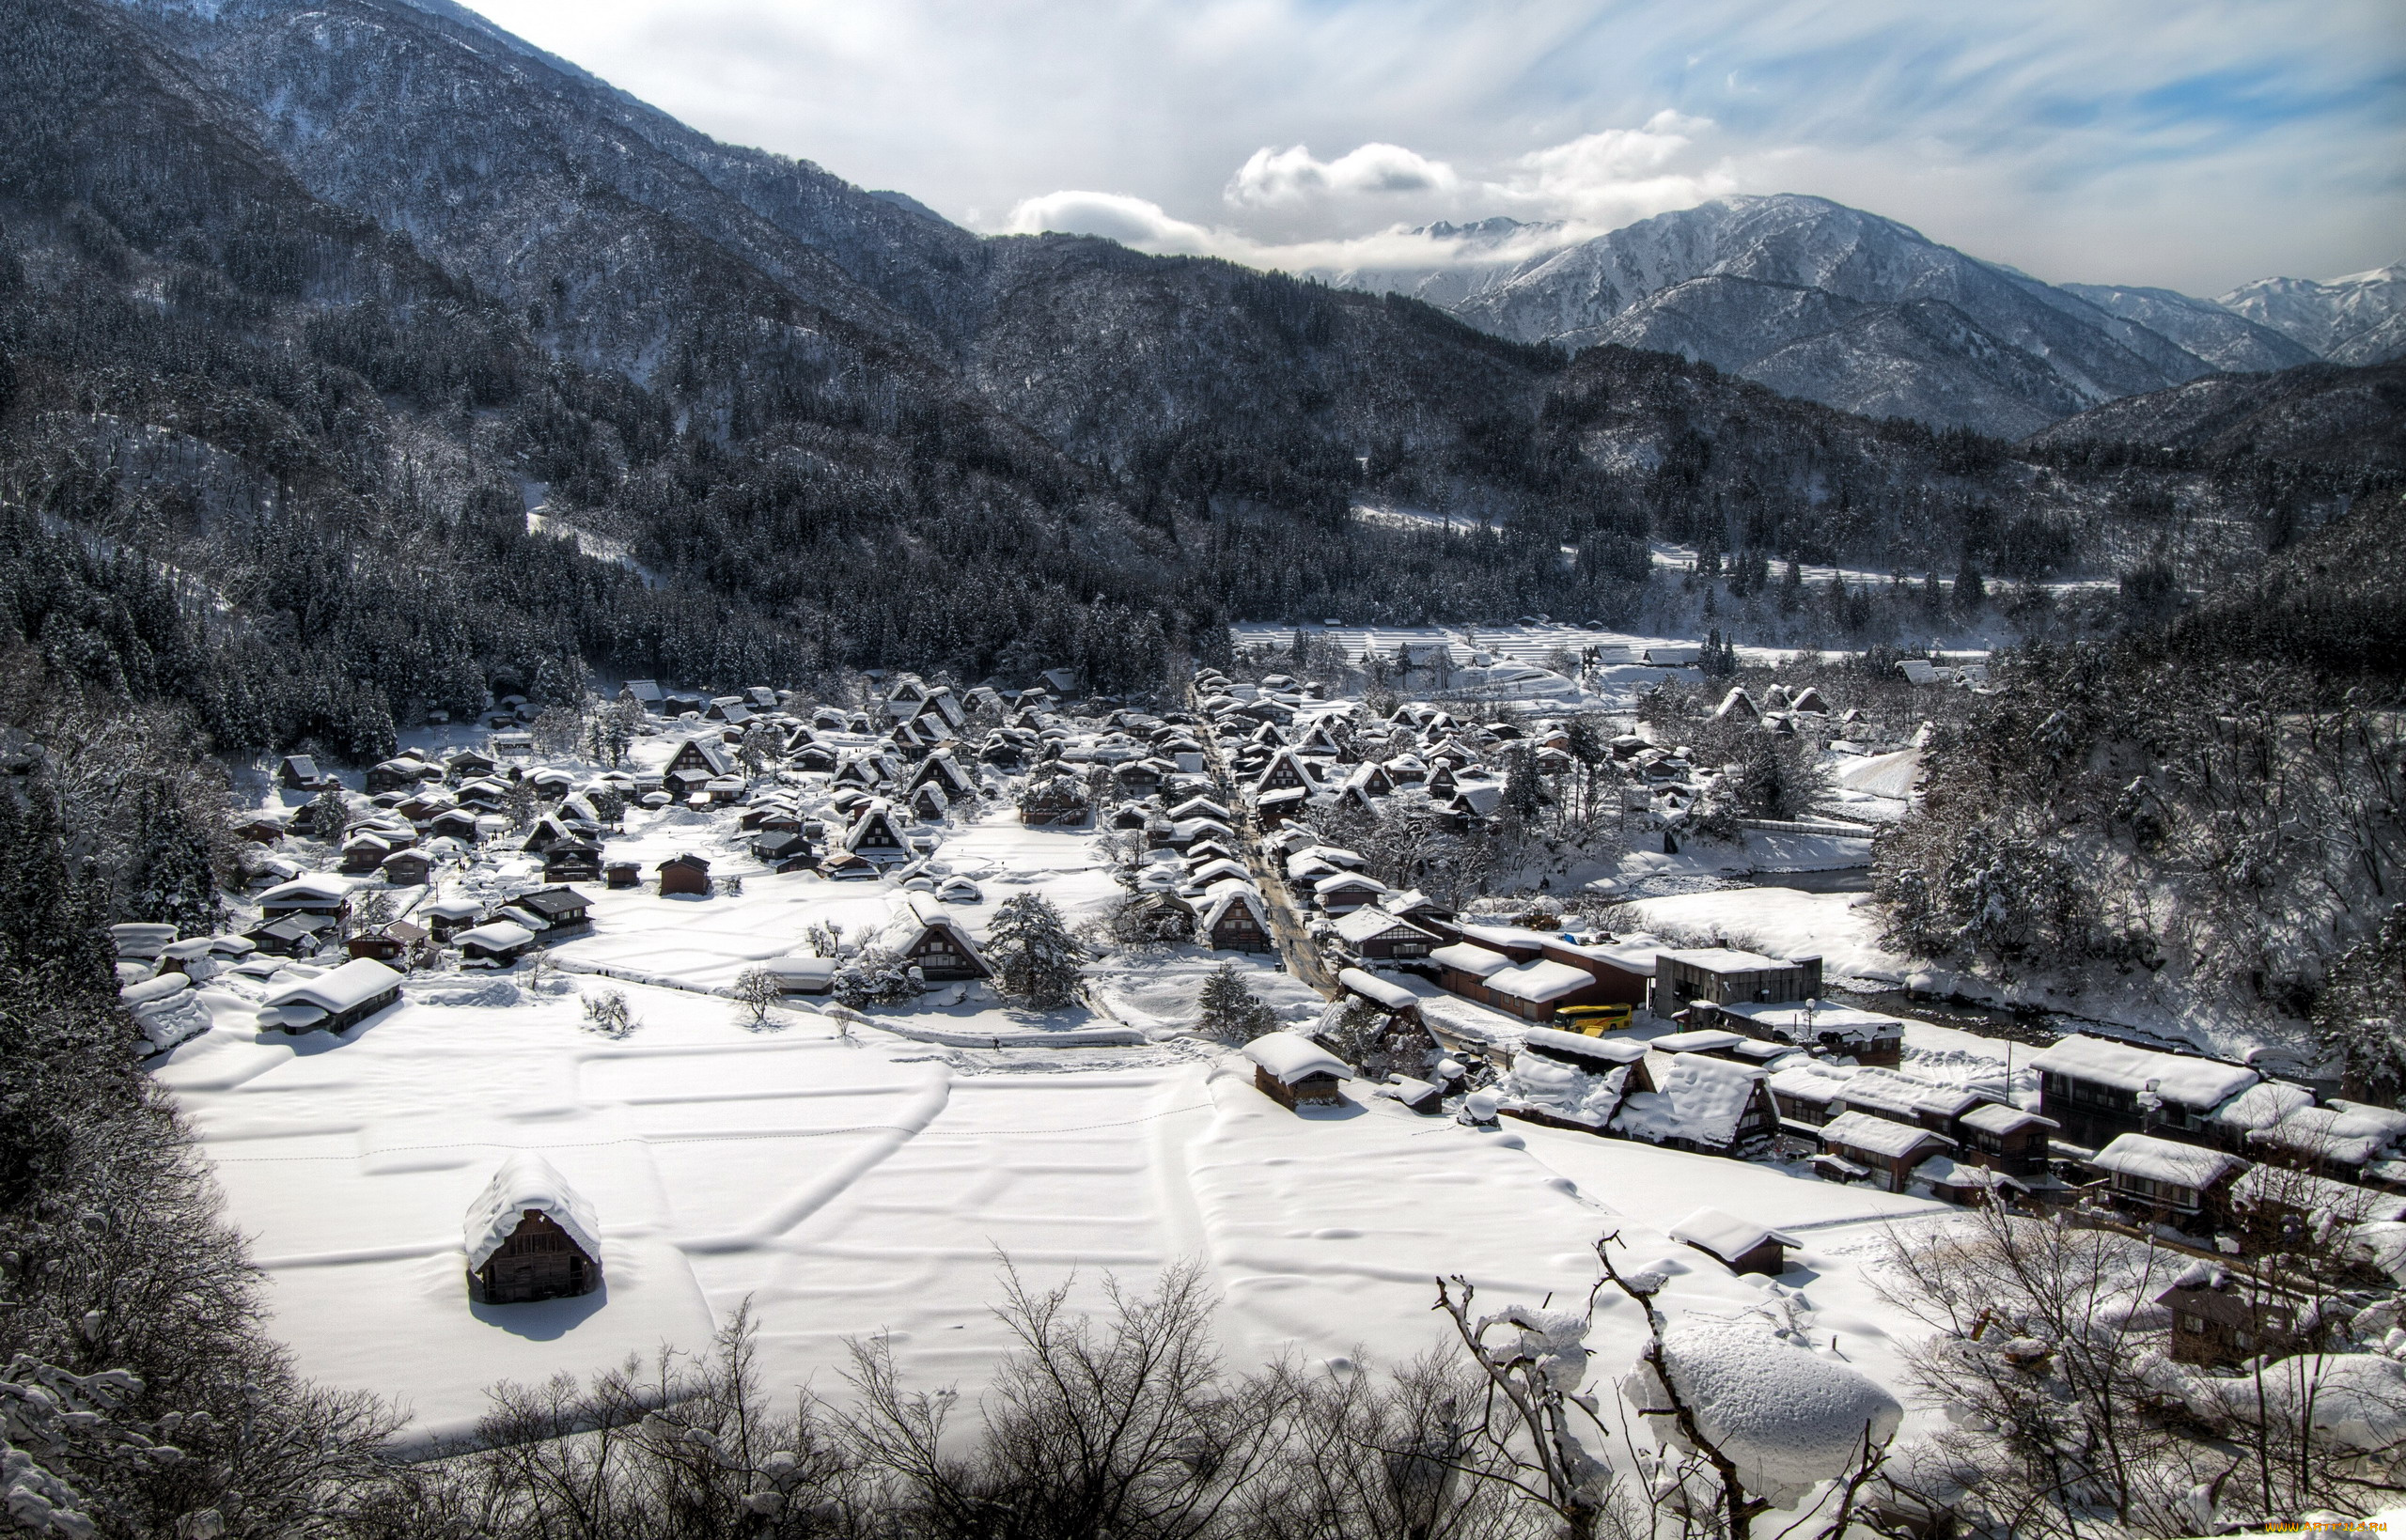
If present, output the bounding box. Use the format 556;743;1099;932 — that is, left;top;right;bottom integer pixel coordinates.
460;0;2406;295
1483;110;1735;225
1226;142;1460;206
1003;190;1220;254
1004;189;1589;277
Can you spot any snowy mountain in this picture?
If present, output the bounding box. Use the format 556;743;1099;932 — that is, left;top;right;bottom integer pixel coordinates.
1330;194;2220;439
2215;265;2406;366
2057;284;2317;375
1325;195;2400;440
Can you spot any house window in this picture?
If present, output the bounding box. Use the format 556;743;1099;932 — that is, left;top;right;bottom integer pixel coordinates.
2233;1330;2252;1350
2179;1313;2206;1333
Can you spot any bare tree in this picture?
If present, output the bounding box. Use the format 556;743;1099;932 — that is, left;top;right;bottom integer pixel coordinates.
729;968;782;1029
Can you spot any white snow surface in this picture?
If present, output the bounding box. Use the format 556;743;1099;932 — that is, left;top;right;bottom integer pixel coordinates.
1625;1315;1903;1505
172;752;1982;1461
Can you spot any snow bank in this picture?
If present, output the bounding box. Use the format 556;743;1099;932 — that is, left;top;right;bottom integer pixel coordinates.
1622;1316;1902;1505
1623;889;1905;986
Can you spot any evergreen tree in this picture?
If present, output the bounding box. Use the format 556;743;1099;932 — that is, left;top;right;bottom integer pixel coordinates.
985;894;1084;1008
2312;905;2406;1102
126;784;223;936
1954;554;1987;615
300;789;351;842
1195;962;1275;1040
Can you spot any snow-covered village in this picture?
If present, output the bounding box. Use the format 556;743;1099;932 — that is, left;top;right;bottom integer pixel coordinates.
4;2;2404;1537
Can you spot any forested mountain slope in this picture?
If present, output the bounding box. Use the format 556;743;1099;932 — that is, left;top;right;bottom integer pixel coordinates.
0;0;2398;766
1878;488;2406;1060
2023;359;2406;473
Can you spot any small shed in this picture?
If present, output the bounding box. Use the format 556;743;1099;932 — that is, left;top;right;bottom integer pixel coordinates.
605;861;642;889
1667;1207;1797;1277
2156;1274;2303;1367
464;1154;603;1305
419;897;486;941
457;921;538;966
763;956;838;995
658;853;712;896
1245;1032;1351;1111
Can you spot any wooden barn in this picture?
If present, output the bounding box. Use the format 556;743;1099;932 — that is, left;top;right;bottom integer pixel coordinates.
1245;1032;1350;1111
657;853;712;896
1667;1207;1796;1277
464;1155;603;1305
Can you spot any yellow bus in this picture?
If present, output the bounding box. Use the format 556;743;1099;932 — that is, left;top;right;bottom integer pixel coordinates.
1553;1003;1633;1035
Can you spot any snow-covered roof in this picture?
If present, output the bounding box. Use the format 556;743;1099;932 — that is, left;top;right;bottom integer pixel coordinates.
764;956;837;984
1667;1207;1796;1264
1631;1317;1902;1506
1311;871;1387;895
462;1154;603;1271
258;875;351;906
2028;1034;2257;1111
1485;959;1601;1004
1503;1049;1629;1128
1709;1000;1903;1044
1429;941;1513;978
262;957;401;1015
2207;1081;2315;1131
1336;968;1420;1011
1520;1027;1648;1066
1911;1155;2024;1191
2250;1105;2398;1167
2230;1163;2406;1223
1649;1029;1746;1054
1613;1054;1764;1148
1243;1032;1350;1085
456;921;537;953
1960;1102;2054;1136
2332;1099;2406;1140
1769;1062;1979;1122
1659;946;1788;973
1820;1111;1948;1160
1198;886;1268;932
1333;907;1435;945
2090;1133;2241;1189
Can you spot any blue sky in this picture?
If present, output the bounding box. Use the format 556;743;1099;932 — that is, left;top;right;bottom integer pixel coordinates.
462;0;2403;292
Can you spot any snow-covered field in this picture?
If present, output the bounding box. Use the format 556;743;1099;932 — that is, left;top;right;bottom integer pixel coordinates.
159;783;1963;1459
156;977;1959;1451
